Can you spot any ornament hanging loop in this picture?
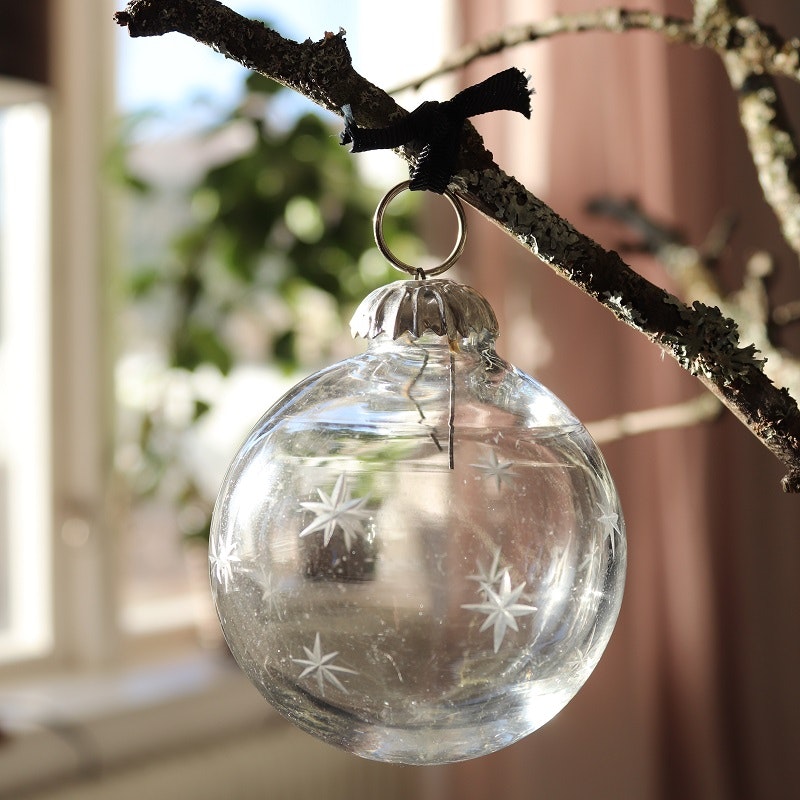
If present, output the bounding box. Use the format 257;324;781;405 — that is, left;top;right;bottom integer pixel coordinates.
373;180;467;277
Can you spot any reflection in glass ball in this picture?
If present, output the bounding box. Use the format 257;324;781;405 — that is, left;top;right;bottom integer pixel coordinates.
210;321;625;765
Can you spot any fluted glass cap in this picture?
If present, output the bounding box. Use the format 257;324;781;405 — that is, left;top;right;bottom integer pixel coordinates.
350;279;499;342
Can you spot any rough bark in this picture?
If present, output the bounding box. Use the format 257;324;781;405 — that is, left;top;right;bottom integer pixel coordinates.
114;0;800;491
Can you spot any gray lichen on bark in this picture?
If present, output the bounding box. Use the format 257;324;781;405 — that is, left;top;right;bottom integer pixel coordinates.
115;0;800;490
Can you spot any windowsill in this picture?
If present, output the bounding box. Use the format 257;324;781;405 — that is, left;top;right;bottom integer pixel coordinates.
0;648;278;798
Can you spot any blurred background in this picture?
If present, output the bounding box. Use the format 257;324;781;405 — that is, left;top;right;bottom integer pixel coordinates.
0;0;798;798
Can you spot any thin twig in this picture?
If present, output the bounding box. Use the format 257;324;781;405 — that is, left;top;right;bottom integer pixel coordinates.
114;0;800;492
587;393;722;444
391;10;697;93
394;4;800;261
392;6;800;93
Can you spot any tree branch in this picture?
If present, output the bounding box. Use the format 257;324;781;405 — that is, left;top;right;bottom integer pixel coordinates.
394;4;800;262
390;10;698;93
587;393;722;444
114;0;800;492
114;0;400;124
588;197;800;414
392;6;800;92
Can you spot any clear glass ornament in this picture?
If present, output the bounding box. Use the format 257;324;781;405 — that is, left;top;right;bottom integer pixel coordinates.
210;186;626;765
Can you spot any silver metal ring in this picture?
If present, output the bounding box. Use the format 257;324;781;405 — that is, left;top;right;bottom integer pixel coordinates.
373;180;467;277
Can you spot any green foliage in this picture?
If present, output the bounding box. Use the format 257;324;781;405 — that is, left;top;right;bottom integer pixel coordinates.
128;74;419;373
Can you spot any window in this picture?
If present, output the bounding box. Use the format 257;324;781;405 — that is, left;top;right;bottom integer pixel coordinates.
111;0;436;641
0;1;448;793
0;0;452;672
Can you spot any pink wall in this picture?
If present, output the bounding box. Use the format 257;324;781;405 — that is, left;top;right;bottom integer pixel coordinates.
429;1;800;798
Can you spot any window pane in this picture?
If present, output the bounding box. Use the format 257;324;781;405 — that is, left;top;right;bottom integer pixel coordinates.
112;0;426;639
0;87;52;662
113;2;322;637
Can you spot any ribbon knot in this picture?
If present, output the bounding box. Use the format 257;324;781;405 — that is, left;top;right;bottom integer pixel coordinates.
340;67;533;193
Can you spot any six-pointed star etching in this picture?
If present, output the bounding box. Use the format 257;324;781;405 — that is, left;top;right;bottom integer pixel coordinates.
246;562;283;619
597;508;622;559
462;569;537;653
299;473;370;549
209;536;240;590
467;547;505;595
470;449;520;492
292;632;358;695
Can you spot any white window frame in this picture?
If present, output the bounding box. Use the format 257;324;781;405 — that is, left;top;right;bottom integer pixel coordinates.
46;0;121;672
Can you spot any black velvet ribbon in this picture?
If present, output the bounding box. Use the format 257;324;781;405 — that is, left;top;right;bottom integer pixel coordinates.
340;67;533;193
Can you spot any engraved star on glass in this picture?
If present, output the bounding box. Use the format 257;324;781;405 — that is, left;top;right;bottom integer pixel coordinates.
209;183;626;765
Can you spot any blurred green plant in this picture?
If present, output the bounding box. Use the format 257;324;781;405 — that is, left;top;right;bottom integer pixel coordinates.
116;71;421;542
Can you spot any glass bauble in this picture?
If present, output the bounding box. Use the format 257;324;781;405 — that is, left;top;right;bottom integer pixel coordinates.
210;279;626;765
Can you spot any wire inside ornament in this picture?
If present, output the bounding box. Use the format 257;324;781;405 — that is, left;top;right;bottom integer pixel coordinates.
373;180;467;277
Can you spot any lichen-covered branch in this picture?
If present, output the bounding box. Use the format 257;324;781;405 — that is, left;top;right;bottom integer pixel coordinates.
392;5;800;92
395;4;800;262
721;40;800;261
114;0;400;125
114;0;800;491
390;9;697;93
457;167;800;490
588;196;800;417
